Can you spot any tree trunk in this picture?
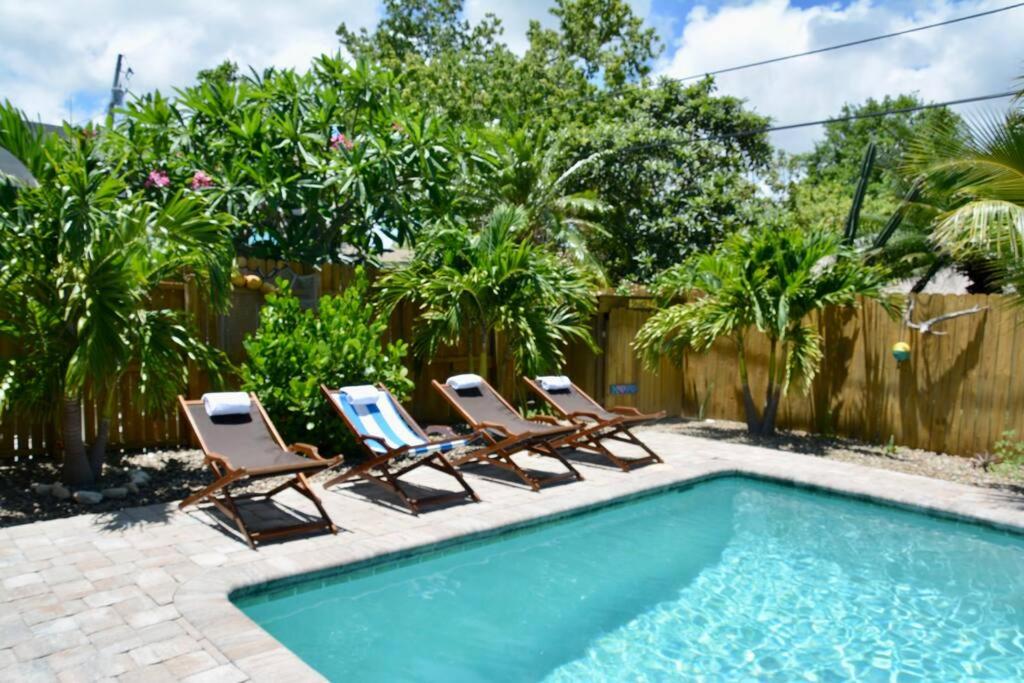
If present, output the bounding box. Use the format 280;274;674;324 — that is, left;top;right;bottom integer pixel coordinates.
478;326;489;381
736;338;760;434
760;345;789;436
62;395;94;486
761;387;784;436
89;418;110;481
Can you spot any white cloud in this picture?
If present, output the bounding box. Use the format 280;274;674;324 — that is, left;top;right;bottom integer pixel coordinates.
0;0;380;124
658;0;1024;152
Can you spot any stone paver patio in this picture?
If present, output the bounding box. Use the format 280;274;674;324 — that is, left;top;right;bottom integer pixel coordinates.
3;429;1024;682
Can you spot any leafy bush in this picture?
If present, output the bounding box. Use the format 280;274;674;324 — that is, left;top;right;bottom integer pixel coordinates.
986;431;1024;478
240;268;413;455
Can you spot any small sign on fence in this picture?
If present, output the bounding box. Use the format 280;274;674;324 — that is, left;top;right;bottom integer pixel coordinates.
610;383;638;395
627;298;656;310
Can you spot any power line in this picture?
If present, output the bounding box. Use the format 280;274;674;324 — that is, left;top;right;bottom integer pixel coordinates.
514;2;1023;119
608;90;1017;156
721;90;1018;141
676;2;1024;82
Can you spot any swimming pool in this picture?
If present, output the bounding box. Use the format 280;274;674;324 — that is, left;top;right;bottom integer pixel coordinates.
235;477;1024;680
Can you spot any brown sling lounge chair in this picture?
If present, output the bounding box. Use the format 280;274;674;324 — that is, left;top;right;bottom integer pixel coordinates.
178;393;342;549
524;376;664;472
320;384;480;513
432;374;585;491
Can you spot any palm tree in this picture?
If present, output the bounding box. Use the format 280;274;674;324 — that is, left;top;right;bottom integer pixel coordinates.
469;125;608;268
903;98;1024;293
376;204;599;389
0;103;233;486
635;223;897;436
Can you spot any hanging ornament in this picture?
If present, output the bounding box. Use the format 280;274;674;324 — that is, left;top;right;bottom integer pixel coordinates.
892;341;911;363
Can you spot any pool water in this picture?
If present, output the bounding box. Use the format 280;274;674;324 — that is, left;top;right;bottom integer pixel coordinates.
236;477;1024;681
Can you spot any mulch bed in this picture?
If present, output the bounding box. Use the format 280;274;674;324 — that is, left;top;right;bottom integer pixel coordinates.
2;420;1021;528
659;418;1024;494
0;449;210;528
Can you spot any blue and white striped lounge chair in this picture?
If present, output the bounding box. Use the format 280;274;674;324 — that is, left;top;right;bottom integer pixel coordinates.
320;384;481;513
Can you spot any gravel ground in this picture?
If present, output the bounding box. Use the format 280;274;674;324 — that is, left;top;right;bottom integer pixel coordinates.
0;449;212;528
2;421;1021;528
659;418;1024;494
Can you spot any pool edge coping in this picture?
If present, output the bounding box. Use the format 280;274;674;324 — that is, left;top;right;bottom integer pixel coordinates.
174;452;1024;682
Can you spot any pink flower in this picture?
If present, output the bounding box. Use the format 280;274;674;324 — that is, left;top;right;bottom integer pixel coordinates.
330;132;354;151
144;170;170;189
190;170;214;190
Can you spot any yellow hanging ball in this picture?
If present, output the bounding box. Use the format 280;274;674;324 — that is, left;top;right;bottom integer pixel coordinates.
892;341;911;362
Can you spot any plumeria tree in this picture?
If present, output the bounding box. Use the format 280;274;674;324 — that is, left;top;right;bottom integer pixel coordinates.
0;103;232;486
107;56;463;262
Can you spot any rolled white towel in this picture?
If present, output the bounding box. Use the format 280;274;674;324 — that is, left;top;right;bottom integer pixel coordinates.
341;385;382;406
202;392;251;417
537;375;572;391
447;374;484;390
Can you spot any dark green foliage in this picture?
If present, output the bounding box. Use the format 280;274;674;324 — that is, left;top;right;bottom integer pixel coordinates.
558;78;772;282
240;269;413;454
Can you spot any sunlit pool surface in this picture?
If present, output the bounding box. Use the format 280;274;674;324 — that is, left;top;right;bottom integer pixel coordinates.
235;477;1024;681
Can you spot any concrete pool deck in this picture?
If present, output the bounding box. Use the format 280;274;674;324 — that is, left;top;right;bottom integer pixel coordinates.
2;429;1024;682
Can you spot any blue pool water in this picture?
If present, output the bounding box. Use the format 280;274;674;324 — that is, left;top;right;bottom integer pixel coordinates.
236;477;1024;680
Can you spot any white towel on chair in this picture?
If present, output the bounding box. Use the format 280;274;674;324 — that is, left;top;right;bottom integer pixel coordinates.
202;392;251;417
537;376;571;391
341;385;381;406
447;374;484;390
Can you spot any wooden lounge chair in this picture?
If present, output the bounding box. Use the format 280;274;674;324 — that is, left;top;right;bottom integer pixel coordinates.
320;384;480;513
178;393;342;549
432;374;585;491
524;376;664;471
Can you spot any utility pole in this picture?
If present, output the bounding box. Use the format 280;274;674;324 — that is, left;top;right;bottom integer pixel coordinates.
107;54;127;117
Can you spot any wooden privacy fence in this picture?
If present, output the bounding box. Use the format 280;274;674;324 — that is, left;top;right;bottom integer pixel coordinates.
572;293;1023;458
1;260;1020;459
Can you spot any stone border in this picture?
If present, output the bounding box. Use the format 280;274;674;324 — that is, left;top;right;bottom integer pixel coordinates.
175;437;1024;682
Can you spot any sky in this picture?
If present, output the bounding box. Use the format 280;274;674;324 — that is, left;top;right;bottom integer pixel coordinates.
1;0;1021;152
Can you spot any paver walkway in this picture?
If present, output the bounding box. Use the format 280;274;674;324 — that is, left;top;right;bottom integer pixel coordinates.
2;429;1023;682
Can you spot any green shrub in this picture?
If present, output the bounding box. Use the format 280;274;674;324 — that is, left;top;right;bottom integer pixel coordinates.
240;268;413;455
990;430;1024;478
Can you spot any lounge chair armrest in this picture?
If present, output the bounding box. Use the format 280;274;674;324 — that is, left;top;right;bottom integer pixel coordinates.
424;424;456;439
568;410;604;421
530;415;561;425
205;451;236;472
357;434;393;452
289;443;325;460
608;406;643;416
477;421;512;436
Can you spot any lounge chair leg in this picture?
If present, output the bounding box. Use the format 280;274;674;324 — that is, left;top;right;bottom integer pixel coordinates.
217;487;257;550
622;427;663;463
433;455;481;502
294;473;337;535
179;469;246;510
386;471;422;514
536;445;584;482
580;436;634;472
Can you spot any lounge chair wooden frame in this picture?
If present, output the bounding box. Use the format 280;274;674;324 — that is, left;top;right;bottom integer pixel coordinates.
431;378;586;491
523;377;665;472
320;384;480;513
178;394;342;549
